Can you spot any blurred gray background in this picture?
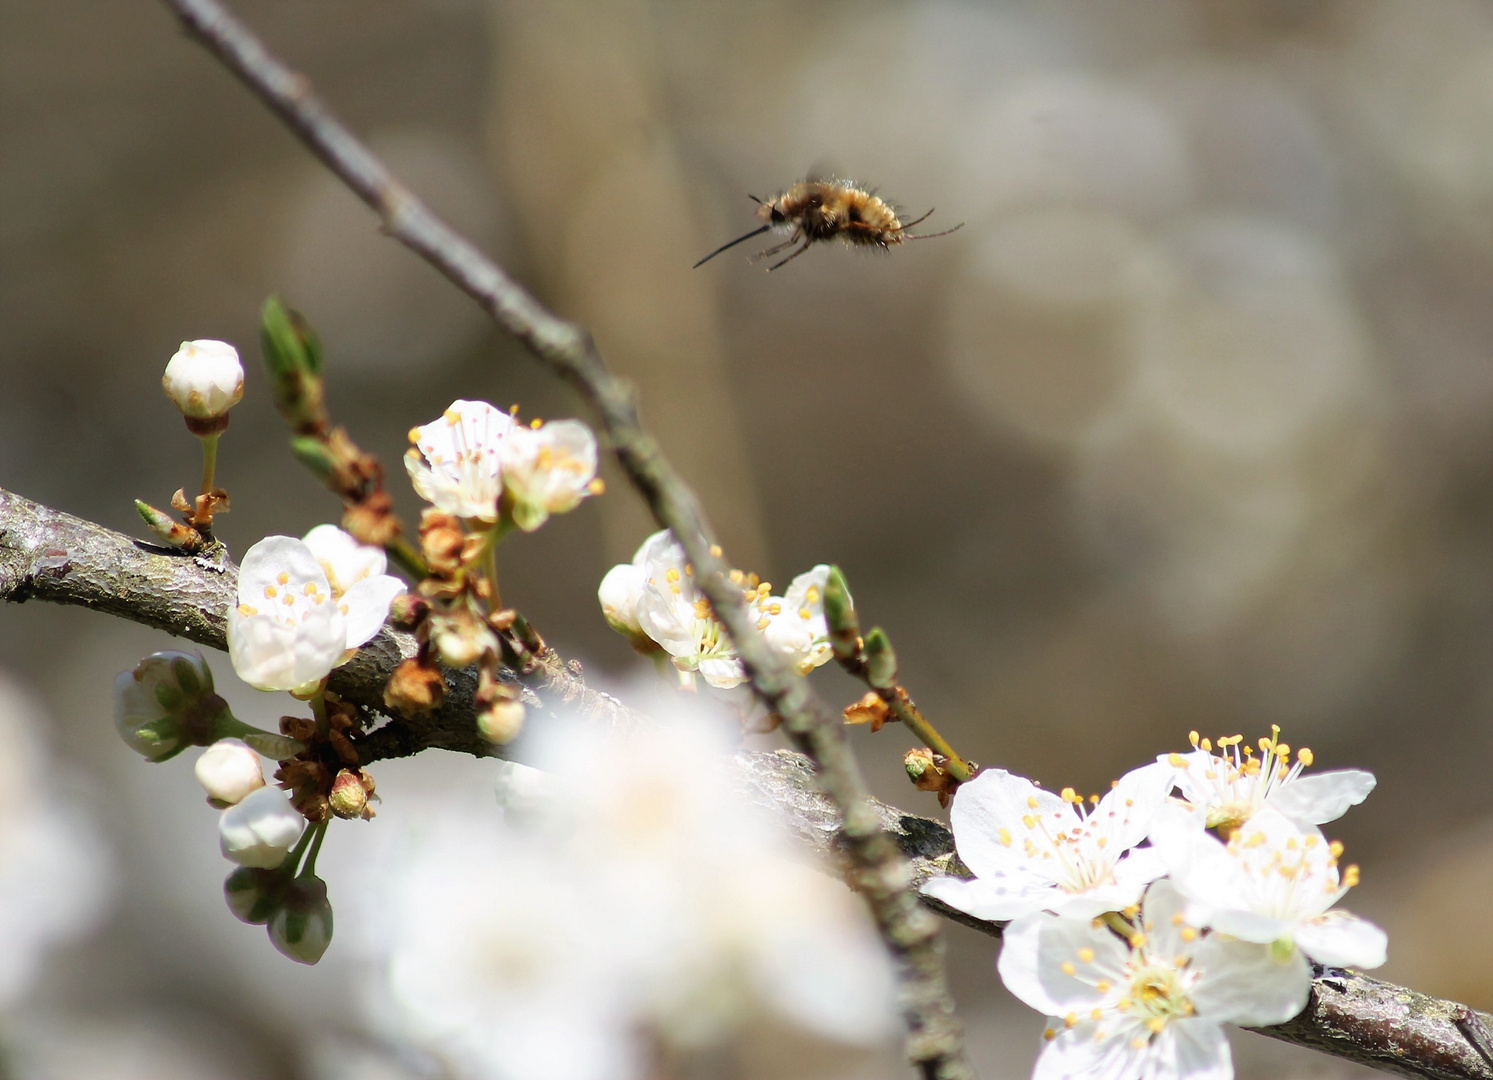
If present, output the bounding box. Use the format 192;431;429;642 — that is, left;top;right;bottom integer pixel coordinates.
5;1;1493;1077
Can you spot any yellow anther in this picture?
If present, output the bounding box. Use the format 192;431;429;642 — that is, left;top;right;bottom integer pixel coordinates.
728;570;744;584
1122;905;1140;919
709;544;723;557
1091;1008;1104;1020
757;617;770;630
1171;913;1185;926
277;572;291;585
237;604;258;617
1128;932;1146;948
1200;738;1212;752
529;417;543;429
1131;1037;1148;1050
1189;730;1200;747
1117;997;1133;1011
1343;865;1361;888
665;568;680;583
1078;947;1094;963
1329;840;1345;858
1298;748;1314;766
283;595;296;606
1146;1018;1166;1034
1095;979;1111;993
1180;927;1198;942
1022;815;1037;829
263;585;278;599
998;827;1012;847
1043;1029;1057;1042
1062;962;1076;976
1061;787;1080;803
587;478;605;495
1168;753;1184;767
1064;1013;1078;1029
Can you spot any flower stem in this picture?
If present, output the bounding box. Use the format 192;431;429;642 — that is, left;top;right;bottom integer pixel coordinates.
281;821;317;874
199;431;220;496
309;690;329;738
299;821;328;877
886;690;974;782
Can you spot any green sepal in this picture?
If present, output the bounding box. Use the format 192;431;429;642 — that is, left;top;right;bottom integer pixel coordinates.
823;566;860;664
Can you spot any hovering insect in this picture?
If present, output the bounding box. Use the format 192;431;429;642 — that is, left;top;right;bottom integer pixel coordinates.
692;179;963;272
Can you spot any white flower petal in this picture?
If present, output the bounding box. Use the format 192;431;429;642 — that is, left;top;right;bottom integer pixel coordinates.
1034;1022;1148;1080
1295;911;1388;970
947;769;1072;881
218;786;304;868
598;563;647;636
1268;769;1376;825
919;873;1054;922
997;911;1128;1017
1191;936;1311;1026
339;574;405;647
1160;1019;1235;1080
1095;761;1176;853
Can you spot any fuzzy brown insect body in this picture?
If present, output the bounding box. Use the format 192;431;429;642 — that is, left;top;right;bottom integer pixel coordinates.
693;178;961;271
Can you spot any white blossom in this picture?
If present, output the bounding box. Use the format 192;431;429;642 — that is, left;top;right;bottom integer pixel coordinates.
922;763;1173;921
998;880;1310;1080
300;524;405;648
375;712;894;1080
161;338;244;421
598;530;674;645
194;738;265;805
218;785;305;868
1151;805;1388;970
404;399;514;521
1161;728;1375;833
227;535;375;694
634;535;748;688
760;564;839;674
498;418;600;531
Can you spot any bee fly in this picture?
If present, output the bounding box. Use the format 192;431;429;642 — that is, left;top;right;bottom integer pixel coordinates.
693;178;962;271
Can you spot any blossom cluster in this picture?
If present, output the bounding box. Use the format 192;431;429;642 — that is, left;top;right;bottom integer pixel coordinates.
924;729;1383;1080
372;711;896;1079
405;398;601;531
598;530;843;687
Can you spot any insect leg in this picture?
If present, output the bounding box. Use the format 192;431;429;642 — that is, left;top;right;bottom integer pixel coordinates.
896;208;936;231
766;238;813;271
748;234;803;262
906;222;965;240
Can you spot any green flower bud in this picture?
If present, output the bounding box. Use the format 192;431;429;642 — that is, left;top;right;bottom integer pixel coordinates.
862;627;898;690
823;566;860;665
260;296;325;434
268;875;333;965
224;865;289;925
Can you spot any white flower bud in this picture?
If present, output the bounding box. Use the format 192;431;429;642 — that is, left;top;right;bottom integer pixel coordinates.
162;339;244;422
598;562;646;637
219;786;305;868
194;738;265;805
113;650;217;761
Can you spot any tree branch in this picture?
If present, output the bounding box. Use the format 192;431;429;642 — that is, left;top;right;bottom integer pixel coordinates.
156;1;972;1074
6;488;1491;1078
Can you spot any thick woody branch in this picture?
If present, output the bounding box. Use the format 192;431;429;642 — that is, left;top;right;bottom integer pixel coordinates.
5;489;1492;1079
157;1;971;1075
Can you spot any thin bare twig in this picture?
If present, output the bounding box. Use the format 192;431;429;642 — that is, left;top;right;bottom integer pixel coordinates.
155;3;971;1073
5;488;1493;1078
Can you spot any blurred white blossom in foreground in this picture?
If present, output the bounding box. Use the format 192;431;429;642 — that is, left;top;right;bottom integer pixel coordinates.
0;676;112;1009
368;711;896;1080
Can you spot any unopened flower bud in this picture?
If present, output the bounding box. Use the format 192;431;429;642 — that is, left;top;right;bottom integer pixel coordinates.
134;499;203;551
388;593;429;629
224;865;287;925
113;650;219;762
823;565;861;665
219;786;305;868
268;875;333;964
328;768;372;820
384;657;446;715
163;339;244;433
195;738;266;805
862;627;898;690
477;699;526;744
429;610;498;669
260;297;326;435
